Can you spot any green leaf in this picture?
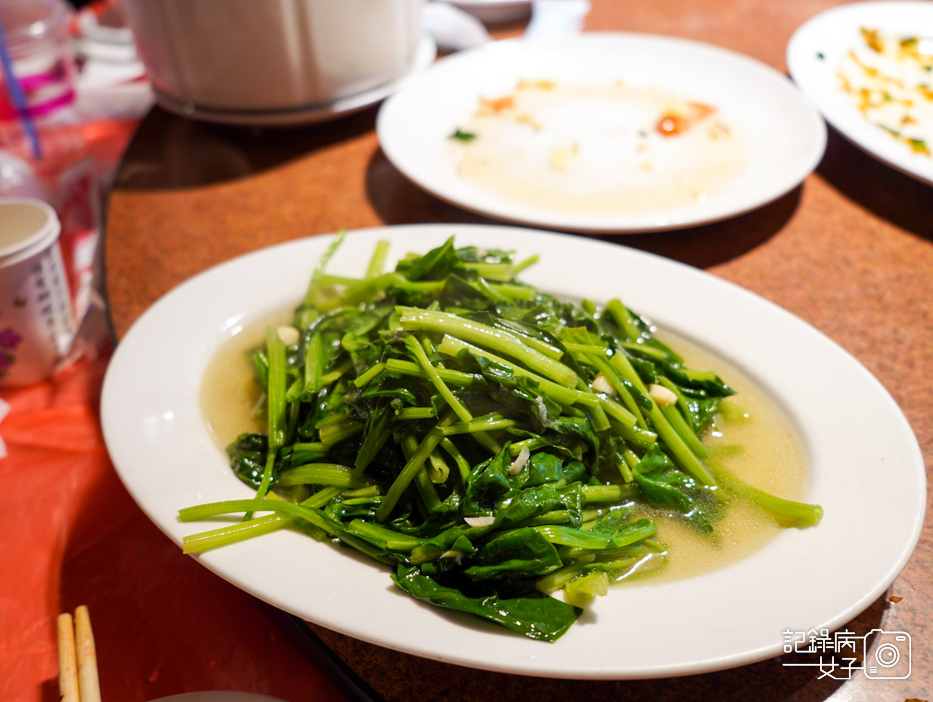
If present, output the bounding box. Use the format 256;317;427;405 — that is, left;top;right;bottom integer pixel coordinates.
392;565;581;642
464;528;564;579
395;237;464;281
633;446;716;533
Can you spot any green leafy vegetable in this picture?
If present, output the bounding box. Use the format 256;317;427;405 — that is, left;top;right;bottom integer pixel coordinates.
180;237;822;642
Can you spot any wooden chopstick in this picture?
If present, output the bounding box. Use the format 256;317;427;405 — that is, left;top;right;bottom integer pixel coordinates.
57;605;102;702
75;606;102;702
57;613;79;702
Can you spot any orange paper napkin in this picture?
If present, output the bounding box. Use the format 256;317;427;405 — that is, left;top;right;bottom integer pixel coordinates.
0;354;351;702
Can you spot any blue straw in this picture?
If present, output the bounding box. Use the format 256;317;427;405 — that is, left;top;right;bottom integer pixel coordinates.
0;15;42;160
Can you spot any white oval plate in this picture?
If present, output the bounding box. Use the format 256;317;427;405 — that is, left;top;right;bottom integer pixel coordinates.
101;224;924;680
376;34;826;233
787;1;933;186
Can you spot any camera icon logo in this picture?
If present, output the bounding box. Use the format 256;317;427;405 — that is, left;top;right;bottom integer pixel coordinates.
864;629;911;679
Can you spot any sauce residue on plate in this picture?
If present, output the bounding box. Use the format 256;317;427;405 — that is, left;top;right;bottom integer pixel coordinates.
448;79;748;215
200;317;808;586
837;28;933;156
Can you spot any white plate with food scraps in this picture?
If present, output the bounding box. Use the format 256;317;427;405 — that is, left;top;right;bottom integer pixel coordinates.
787;1;933;186
100;223;925;680
376;34;826;233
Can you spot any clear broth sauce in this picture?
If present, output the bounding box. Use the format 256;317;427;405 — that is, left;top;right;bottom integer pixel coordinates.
631;331;807;584
201;310;289;448
201;317;808;585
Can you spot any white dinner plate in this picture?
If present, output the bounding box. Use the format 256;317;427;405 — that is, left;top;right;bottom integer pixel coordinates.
101;224;924;680
376;34;826;233
787;1;933;186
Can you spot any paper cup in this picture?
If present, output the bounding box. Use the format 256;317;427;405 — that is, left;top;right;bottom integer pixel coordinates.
0;197;76;387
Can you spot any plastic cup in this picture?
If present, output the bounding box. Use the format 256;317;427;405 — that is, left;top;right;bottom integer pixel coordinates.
0;196;76;387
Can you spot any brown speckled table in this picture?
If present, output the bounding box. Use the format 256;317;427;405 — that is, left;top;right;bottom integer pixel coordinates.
103;2;931;700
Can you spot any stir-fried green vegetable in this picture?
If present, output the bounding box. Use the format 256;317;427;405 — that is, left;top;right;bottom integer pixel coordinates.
179;235;822;642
